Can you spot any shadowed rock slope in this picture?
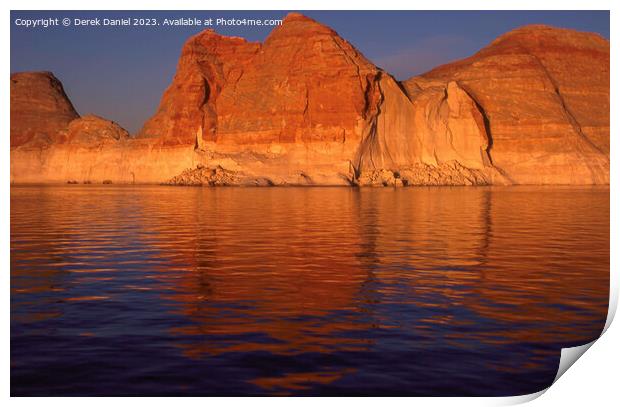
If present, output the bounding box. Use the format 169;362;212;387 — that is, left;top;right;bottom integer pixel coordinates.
10;15;609;185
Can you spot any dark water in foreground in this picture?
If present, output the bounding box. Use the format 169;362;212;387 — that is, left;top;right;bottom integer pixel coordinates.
11;186;609;396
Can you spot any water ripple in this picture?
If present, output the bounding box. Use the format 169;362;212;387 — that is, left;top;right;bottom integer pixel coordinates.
11;185;609;396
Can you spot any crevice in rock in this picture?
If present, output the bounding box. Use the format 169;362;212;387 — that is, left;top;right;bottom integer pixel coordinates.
353;72;385;178
331;36;366;97
302;86;310;123
393;76;413;103
530;54;605;156
458;83;495;166
528;53;608;183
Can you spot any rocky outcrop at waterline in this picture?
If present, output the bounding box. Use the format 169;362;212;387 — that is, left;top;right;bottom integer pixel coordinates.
10;14;609;185
164;165;242;186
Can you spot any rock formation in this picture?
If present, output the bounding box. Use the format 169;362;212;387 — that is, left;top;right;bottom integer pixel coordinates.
137;30;261;145
62;115;130;145
412;25;610;184
10;14;610;186
10;72;79;147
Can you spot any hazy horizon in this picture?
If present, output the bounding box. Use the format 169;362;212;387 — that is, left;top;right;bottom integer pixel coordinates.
11;10;610;134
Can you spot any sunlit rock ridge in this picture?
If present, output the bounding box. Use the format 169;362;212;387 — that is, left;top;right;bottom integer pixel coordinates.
10;13;609;185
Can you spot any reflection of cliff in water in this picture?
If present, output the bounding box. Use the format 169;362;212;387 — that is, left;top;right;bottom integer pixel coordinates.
10;186;609;394
123;187;608;358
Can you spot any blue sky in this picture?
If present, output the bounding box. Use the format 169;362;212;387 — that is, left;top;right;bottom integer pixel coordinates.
11;10;609;134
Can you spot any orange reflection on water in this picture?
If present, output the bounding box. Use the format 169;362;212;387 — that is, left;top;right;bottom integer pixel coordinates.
126;187;609;359
11;185;609;394
251;368;357;395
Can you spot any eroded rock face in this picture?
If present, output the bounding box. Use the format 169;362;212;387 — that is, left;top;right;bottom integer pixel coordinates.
62;115;130;145
140;13;380;148
356;76;493;175
136;13;504;185
411;25;610;184
138;30;261;145
139;13;384;183
10;72;79;147
10;17;610;186
213;13;379;147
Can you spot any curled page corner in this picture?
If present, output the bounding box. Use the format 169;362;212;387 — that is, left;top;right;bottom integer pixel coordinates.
551;286;615;386
497;340;598;406
603;283;618;334
496;388;548;406
553;341;596;384
550;281;616;386
549;261;618;385
501;283;617;405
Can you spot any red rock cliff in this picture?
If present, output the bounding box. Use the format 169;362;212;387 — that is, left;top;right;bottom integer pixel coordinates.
10;16;610;186
10;72;79;147
410;25;610;184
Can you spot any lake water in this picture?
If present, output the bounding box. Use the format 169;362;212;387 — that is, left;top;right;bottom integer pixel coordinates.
10;185;609;396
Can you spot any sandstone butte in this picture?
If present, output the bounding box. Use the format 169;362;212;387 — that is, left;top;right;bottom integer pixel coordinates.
10;13;610;186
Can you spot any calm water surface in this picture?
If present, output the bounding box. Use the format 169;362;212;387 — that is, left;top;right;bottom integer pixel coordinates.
11;186;609;396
